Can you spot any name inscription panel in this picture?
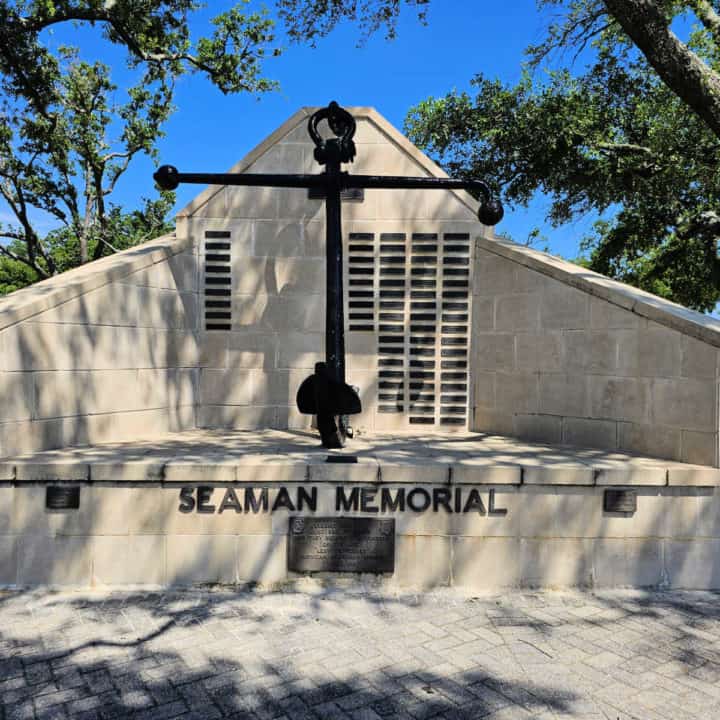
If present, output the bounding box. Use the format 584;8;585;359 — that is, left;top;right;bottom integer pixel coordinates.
287;517;395;574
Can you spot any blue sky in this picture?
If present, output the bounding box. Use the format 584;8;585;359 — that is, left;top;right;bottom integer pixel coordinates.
13;1;606;258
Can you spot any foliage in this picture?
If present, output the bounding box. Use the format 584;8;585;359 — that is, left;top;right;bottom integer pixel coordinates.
0;0;280;290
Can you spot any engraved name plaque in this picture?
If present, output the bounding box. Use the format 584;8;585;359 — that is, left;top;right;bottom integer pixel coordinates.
287;517;395;573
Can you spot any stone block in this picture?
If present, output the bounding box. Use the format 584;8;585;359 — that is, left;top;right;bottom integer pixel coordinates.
276;332;324;369
199;332;228;368
225;186;276;219
200;368;253;405
651;378;715;431
597;489;668;539
617;327;682;378
474;251;517;296
452;537;521;589
681;335;717;379
538;374;588;417
237;534;287;585
564;331;617;375
472;297;494;331
136;288;199;330
618;422;681;460
274;189;324;222
309;460;379;483
514;265;548;293
197;405;278;430
451;464;521;485
514;333;563;373
0;372;34;422
589;377;650;424
473;333;514;371
166;534;237;585
273;258;327;294
562;417;617;449
540;283;589;330
513;414;562;445
346;332;377;370
13;486;92;535
395;535;451;589
249;143;307;173
471;407;514;436
227;333;277;369
680;430;717;467
520;538;593;587
0;536;16;585
592;539;663;587
17;535;93;585
522;465;594;486
253;221;305;256
233;294;324;333
472;371;495;409
696;489;720;537
664;539;720;589
594;464;667;486
589;298;640;329
495;372;538;414
494;294;540;332
92;535;166;586
668;464;720;486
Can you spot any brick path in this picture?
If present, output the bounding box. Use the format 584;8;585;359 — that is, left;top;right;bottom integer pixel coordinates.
1;586;719;720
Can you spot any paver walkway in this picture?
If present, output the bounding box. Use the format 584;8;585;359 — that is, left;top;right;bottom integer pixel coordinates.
1;586;719;720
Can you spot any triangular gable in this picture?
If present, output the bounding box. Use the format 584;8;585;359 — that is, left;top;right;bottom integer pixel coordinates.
177;106;480;219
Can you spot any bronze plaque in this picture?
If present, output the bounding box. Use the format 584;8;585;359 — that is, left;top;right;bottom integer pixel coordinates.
287;517;395;573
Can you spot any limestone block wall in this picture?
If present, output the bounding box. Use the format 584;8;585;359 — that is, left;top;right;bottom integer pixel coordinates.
472;237;720;466
185;107;484;433
0;235;199;457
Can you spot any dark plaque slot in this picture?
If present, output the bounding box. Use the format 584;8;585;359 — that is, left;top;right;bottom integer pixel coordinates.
379;280;405;287
206;277;232;285
441;360;468;369
379;290;405;297
441;383;467;392
412;268;436;276
349;256;374;264
349;244;374;252
442;313;468;322
444;233;470;240
411;280;436;288
410;417;435;425
379;393;404;401
325;455;358;464
379;358;403;366
411;256;436;265
380;244;405;254
442;337;468;346
349;301;373;308
349;233;374;240
380;268;405;276
379;255;405;264
205;311;232;320
379;405;403;413
205;288;231;297
443;268;470;276
380;347;404;355
350;325;374;332
205;253;230;262
410;360;435;368
410;347;434;356
604;489;637;513
350;291;374;298
444;244;470;253
288;518;395;574
441;349;467;358
412;233;438;240
46;487;80;510
379;370;404;378
442;291;469;299
412;244;437;253
442;301;468;310
205;231;231;239
205;300;231;309
380;233;405;241
443;280;469;288
443;256;469;265
441;417;465;425
411;291;435;299
441;372;466;380
350;313;373;320
380;301;404;309
207;323;231;331
349;268;373;275
378;325;403;333
411;301;436;309
410;336;435;345
379;313;404;321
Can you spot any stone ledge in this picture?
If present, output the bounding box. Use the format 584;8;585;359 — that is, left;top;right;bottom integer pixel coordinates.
0;233;189;332
478;235;720;348
2;429;718;487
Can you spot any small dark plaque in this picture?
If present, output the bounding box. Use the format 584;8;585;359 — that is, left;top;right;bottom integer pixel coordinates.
603;489;637;513
325;455;358;464
288;517;395;573
308;187;364;202
46;486;80;510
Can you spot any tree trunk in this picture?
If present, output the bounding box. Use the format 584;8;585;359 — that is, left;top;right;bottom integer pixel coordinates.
603;0;720;141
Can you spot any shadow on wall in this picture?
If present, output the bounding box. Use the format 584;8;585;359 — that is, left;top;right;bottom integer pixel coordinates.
0;248;200;458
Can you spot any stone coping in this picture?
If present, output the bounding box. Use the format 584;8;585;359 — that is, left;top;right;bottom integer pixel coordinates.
0;233;189;332
0;429;716;487
479;235;720;348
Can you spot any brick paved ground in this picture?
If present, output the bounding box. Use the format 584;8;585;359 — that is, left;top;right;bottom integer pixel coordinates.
1;585;719;720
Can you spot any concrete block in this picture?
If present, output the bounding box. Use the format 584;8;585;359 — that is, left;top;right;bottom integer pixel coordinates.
618;422;681;461
597;489;667;539
276;332;324;369
681;335;717;379
522;465;594;486
564;331;617;375
346;332;377;370
494;294;540;332
237;534;287;585
514;265;548;293
136;288;199;330
227;333;278;369
472;297;494;330
452;537;521;588
514;333;563;373
562;417;617;450
93;535;166;586
395;535;451;589
17;535;93;585
520;538;593;587
471;407;514;436
200;369;253;405
451;464;521;485
199;333;228;368
0;372;34;423
538;374;587;417
472;371;495;409
594;464;667;486
592;539;663;587
680;430;717;467
0;536;16;585
273;258;327;294
309;460;379;483
590;377;650;424
651;378;715;431
495;372;538;414
473;333;514;371
197;405;278;430
225;186;276;219
513;414;562;445
668;464;720;486
589;298;640;329
249;143;306;173
474;252;516;296
274;189;324;221
233;294;324;333
253;221;304;256
696;489;720;537
664;539;720;589
166;534;237;585
540;283;589;330
617;327;682;378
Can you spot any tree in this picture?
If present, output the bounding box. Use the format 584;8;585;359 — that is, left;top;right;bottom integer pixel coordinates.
281;0;720;311
0;1;280;287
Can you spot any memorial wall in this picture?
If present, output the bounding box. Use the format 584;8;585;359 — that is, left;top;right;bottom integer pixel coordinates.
0;106;719;590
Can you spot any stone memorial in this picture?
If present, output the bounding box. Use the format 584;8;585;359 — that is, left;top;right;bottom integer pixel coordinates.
0;104;719;590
